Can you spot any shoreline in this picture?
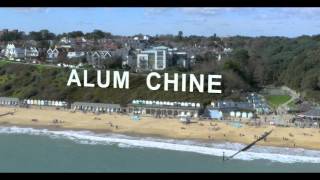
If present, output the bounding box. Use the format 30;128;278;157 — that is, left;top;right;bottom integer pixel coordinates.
4;124;320;165
0;106;320;151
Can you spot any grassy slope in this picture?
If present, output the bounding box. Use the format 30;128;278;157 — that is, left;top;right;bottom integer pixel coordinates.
266;95;291;108
0;62;224;105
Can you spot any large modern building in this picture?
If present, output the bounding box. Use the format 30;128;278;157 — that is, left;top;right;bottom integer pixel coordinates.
136;46;167;71
127;99;202;118
136;46;190;71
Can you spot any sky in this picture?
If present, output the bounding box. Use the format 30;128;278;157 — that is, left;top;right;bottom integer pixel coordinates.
1;8;320;37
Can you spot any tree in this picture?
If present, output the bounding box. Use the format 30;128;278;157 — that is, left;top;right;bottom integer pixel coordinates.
85;30;112;40
28;30;56;41
68;31;84;38
0;31;24;41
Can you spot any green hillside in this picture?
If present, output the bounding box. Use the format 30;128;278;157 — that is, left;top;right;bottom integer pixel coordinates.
0;62;226;105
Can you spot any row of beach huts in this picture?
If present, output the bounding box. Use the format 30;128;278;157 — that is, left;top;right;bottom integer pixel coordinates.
0;94;272;120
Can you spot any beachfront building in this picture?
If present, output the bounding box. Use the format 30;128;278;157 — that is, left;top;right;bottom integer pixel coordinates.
0;97;19;106
71;102;121;113
247;93;271;114
205;100;255;120
293;107;320;128
127;99;202;118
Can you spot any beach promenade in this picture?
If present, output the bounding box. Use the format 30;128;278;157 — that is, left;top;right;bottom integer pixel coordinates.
0;106;320;150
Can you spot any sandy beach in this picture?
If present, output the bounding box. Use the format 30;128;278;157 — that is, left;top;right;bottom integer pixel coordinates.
0;106;320;150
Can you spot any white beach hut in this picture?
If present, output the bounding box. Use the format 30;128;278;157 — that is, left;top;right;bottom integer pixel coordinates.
241;112;248;118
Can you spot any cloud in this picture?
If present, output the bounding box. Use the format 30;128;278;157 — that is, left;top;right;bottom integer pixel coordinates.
143;8;174;16
180;8;238;16
13;8;50;13
253;8;320;20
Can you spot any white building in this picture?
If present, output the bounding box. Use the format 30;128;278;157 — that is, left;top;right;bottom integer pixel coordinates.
47;48;59;60
136;46;167;71
5;43;25;60
60;37;71;44
67;51;85;59
25;47;39;59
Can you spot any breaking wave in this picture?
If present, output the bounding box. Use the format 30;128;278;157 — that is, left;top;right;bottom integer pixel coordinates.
1;126;320;164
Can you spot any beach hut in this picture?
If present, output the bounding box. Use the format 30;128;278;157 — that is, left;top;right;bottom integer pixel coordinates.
208;109;223;119
236;111;241;117
241;112;248;118
193;113;198;118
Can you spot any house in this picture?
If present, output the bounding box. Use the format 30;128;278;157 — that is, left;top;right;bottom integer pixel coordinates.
60;37;71;44
223;47;233;54
127;99;202;118
86;50;112;68
67;51;86;59
172;51;190;69
47;48;59;62
136;46;168;71
71;102;121;113
4;43;25;60
25;47;39;60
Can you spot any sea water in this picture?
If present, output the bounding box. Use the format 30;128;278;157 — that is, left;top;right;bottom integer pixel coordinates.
0;126;320;172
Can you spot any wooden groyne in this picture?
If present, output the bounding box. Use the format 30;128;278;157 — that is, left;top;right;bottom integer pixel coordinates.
0;112;15;117
223;129;273;161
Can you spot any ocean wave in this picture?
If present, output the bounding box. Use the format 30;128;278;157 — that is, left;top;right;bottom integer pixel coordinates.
1;126;320;163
